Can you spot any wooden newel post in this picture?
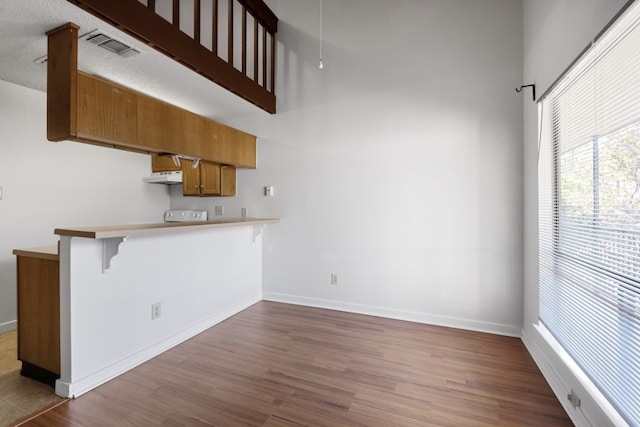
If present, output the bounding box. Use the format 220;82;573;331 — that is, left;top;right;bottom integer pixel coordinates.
46;22;79;142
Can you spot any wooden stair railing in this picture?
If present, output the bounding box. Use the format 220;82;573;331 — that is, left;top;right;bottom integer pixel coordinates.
67;0;278;113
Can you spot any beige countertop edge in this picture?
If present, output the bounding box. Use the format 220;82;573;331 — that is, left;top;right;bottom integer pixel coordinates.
54;218;281;239
13;246;59;260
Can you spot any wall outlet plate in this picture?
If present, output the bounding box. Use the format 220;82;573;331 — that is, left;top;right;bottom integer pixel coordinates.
151;302;161;320
214;206;223;216
241;207;247;218
331;273;338;285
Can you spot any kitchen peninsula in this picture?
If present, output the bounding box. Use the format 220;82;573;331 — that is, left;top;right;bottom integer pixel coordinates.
15;217;279;398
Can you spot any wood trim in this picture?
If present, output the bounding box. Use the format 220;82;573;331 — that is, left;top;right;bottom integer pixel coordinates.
253;20;259;82
270;31;275;93
212;0;218;55
265;34;276;93
172;0;180;26
237;0;277;33
194;0;201;43
228;0;233;66
241;5;246;74
262;25;267;89
12;246;59;261
46;23;79;141
67;0;276;113
147;0;155;12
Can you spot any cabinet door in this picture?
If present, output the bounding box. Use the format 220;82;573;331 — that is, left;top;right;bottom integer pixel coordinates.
202;121;256;168
182;160;201;196
138;95;164;150
77;74;137;145
220;165;236;196
17;256;60;375
151;155;181;172
200;162;221;196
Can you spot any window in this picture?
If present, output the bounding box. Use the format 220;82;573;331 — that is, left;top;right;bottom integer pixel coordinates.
538;2;640;425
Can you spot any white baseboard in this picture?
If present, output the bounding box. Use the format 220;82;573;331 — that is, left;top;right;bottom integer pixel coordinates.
262;292;522;337
56;294;261;398
0;320;17;334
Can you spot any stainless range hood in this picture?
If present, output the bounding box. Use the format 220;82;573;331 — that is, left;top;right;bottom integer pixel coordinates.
143;171;183;184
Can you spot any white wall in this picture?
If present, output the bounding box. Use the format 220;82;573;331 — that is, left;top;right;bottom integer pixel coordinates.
521;1;629;426
172;0;524;336
0;79;169;332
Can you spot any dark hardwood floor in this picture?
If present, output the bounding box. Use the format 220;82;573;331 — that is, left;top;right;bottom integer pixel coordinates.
22;301;572;426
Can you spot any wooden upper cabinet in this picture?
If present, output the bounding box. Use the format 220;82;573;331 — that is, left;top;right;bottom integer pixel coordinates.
162;105;203;156
46;23;258;169
151;155;181;172
137;94;164;151
199;162;222;196
202;120;256;168
154;156;235;197
182;161;201;196
181;161;224;197
76;73;137;145
220;165;237;197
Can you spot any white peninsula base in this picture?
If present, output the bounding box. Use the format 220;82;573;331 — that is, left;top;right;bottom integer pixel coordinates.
54;219;278;398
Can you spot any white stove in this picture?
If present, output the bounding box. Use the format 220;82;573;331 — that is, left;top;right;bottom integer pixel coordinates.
164;209;208;222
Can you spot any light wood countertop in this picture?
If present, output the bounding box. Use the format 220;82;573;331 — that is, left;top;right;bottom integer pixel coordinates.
13;246;59;261
54;218;280;239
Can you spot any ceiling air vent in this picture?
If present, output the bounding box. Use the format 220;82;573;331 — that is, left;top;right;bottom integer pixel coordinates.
33;29;142;65
82;30;141;58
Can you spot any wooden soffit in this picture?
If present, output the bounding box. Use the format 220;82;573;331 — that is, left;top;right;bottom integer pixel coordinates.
67;0;277;114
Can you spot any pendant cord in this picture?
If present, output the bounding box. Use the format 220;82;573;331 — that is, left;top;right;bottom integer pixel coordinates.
319;0;323;69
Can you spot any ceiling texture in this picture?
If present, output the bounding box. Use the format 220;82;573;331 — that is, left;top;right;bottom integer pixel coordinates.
0;0;270;123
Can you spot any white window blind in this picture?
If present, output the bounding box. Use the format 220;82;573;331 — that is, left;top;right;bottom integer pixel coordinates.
538;1;640;426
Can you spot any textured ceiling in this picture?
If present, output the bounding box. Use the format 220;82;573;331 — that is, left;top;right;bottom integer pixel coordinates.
0;0;270;123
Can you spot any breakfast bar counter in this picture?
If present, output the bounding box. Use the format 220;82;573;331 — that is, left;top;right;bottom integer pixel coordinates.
54;217;280;239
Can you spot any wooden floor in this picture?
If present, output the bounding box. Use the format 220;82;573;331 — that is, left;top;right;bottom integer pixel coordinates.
0;331;64;427
24;302;572;426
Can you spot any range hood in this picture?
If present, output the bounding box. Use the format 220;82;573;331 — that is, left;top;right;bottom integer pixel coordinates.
143;171;183;184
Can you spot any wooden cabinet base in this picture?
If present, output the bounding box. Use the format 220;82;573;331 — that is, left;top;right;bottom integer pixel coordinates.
13;247;61;386
21;361;59;388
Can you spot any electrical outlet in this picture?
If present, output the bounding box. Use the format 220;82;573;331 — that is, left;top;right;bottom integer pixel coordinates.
241;207;248;218
567;390;581;408
151;302;161;320
214;205;224;216
330;273;338;285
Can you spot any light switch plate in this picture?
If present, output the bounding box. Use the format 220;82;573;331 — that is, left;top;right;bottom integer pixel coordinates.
0;187;3;200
